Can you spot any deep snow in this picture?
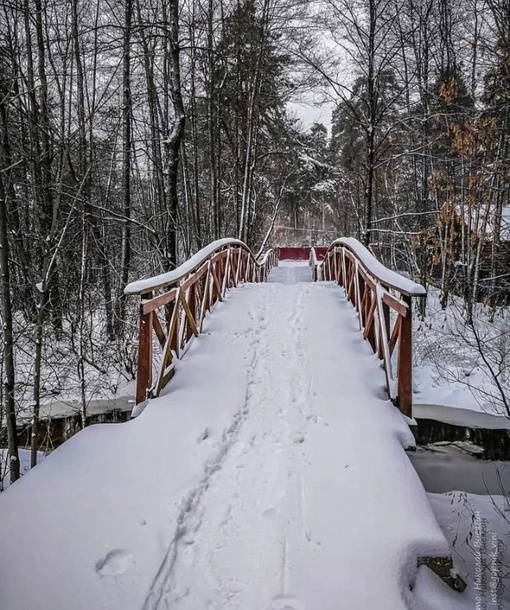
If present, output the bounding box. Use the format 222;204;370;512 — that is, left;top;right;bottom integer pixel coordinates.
413;289;510;418
0;263;455;609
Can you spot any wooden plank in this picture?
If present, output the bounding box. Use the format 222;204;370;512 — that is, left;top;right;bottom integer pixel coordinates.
142;289;177;314
341;248;347;290
168;288;181;358
376;288;394;399
363;293;377;352
199;264;211;330
210;262;223;303
180;262;208;292
389;315;401;356
185;283;197;341
233;249;240;286
238;250;245;282
222;249;231;294
156;364;175;396
180;290;199;338
347;261;356;302
152;313;166;348
382;291;408;318
357;265;376;291
245;256;251;282
156;294;181;385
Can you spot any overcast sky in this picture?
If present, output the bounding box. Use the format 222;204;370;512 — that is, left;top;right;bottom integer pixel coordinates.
286;100;334;132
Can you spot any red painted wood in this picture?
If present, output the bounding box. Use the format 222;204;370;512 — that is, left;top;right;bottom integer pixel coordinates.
277;247;327;261
397;296;413;417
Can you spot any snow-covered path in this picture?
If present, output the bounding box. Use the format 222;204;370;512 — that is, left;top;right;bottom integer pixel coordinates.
0;264;453;610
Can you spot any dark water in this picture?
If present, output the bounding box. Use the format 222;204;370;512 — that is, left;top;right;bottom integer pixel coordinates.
413;417;510;460
410;406;510;495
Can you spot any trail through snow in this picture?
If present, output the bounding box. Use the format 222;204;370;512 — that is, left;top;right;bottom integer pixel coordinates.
144;276;316;609
0;263;453;610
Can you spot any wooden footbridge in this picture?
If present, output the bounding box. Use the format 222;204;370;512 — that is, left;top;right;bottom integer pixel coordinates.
125;237;425;418
1;238;463;610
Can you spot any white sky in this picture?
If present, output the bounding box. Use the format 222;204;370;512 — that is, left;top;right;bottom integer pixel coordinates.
287;100;334;132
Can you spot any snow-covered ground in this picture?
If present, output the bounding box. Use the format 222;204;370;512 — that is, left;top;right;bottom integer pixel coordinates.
413;289;510;418
0;449;46;492
0;263;456;610
421;491;510;610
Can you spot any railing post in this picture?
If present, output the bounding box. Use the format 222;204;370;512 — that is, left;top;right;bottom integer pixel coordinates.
136;301;153;404
397;295;413;418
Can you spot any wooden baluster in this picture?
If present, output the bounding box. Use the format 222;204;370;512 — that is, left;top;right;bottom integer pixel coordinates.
354;261;361;314
222;250;230;294
359;276;366;326
232;250;238;286
239;250;245;282
167;300;178;355
246;255;251;282
186;283;196;342
365;289;377;352
348;260;356;302
341;248;347;289
397;295;413;417
382;284;390;342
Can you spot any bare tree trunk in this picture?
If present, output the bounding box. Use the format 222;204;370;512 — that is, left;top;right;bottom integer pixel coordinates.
0;62;20;482
163;0;186;269
116;0;133;329
0;175;19;484
362;0;376;247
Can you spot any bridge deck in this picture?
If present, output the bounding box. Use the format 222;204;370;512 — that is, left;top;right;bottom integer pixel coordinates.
0;263;454;610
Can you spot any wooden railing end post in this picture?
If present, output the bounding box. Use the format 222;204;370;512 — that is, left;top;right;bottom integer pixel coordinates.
397;295;413;418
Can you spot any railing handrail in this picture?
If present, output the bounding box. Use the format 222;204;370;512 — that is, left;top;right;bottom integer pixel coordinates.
125;238;274;296
257;248;276;267
314;238;425;297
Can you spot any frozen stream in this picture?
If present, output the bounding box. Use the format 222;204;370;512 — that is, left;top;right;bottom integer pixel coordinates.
409;442;510;495
410;404;510;496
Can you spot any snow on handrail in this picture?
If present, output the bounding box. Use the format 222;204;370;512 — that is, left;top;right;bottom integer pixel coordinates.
323;238;425;296
125;238;274;295
258;248;276;267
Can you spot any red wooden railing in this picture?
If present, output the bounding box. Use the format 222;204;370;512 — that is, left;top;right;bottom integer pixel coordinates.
311;238;426;417
125;239;277;404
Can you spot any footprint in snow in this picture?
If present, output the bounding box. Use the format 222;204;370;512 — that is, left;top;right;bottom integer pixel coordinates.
197;427;210;443
95;549;133;576
268;596;305;610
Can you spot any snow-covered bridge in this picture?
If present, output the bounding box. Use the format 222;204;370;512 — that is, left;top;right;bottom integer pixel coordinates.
0;240;464;609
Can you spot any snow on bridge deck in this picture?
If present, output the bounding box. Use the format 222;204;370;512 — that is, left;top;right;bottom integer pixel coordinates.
0;263;456;610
